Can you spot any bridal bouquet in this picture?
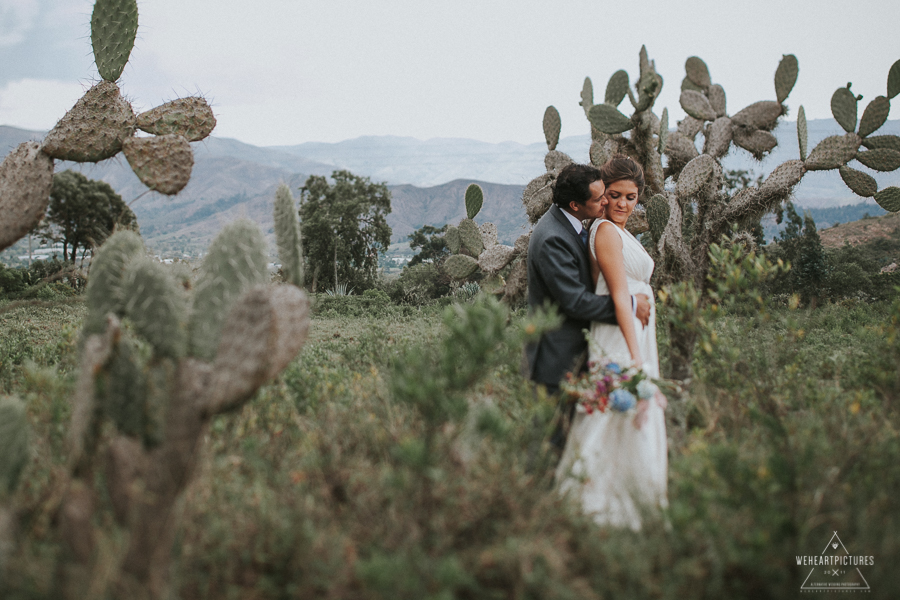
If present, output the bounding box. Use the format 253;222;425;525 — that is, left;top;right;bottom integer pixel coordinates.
561;358;659;416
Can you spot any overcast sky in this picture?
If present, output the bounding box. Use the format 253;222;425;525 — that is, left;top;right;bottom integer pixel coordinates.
1;0;898;148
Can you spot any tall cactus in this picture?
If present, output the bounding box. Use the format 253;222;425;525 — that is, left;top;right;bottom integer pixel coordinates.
59;220;309;597
0;0;217;252
274;183;305;287
441;184;530;303
537;50;900;379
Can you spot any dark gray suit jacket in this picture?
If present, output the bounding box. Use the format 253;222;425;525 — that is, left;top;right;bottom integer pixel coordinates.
525;204;617;390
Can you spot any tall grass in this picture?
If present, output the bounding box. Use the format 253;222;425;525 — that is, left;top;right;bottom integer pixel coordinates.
2;295;898;599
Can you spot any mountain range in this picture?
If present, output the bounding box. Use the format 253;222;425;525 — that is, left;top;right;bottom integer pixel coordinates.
1;118;898;251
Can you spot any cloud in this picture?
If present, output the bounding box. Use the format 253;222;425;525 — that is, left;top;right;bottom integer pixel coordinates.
0;78;87;130
0;0;40;47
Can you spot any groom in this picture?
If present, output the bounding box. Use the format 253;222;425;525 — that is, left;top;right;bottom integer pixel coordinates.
525;164;650;441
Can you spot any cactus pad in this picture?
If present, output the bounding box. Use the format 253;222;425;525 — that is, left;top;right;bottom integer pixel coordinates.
478;244;516;274
805;133;860;170
445;226;460;254
677;115;704;140
680;77;704;94
731;101;784;131
42;81;135;162
513;232;530;256
523;173;554;224
465;183;484;219
774;54;799;104
855;148;900;172
502;257;528;304
543;106;561;151
580;77;594;116
91;0;138;82
97;337;147;437
707;84;727;117
874;186;900;212
680;90;716;122
479;222;498;249
123;134;193;195
663;131;700;167
588;103;633;134
189;219;268;360
658;107;669;154
675;155;715;200
861;134;900;152
207;285;310;412
274;184;304;287
0;396;29;497
685;56;711;90
733;128;777;159
760;160;805;196
888;59;900;100
605;70;630;107
121;257;188;359
839;165;877;197
84;230;145;336
0;142;54;251
544;150;573;173
797;105;808;161
646;194;670;243
704;117;733;158
443;254;478;279
858;96;890;138
458;218;484;256
136;97;217;142
831;87;858;133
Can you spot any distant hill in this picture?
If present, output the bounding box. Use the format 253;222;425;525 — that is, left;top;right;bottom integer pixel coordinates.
2;117;898;252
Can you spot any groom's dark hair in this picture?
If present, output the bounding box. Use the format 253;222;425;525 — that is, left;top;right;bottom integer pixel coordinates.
552;163;603;209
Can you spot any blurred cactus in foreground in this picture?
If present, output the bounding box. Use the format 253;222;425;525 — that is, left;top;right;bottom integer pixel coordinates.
0;0;216;252
59;220;309;598
536;49;900;379
442;183;531;304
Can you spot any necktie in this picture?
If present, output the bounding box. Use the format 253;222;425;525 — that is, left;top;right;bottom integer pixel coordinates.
579;228;589;247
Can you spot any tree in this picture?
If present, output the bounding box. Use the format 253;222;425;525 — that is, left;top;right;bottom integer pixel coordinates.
769;202;828;306
407;224;449;267
299;170;392;292
35;170;138;263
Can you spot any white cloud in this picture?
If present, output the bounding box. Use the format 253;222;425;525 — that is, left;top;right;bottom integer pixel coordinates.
0;78;87;130
0;0;40;47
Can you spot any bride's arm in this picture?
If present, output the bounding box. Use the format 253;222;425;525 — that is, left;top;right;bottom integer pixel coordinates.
593;222;642;365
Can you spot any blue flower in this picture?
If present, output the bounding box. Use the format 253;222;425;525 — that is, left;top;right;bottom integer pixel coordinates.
606;362;622;374
609;388;636;411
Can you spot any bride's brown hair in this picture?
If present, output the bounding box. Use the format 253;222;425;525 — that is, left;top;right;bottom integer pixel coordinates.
600;154;645;196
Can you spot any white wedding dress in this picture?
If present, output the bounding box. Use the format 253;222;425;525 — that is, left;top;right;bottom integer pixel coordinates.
555;219;668;530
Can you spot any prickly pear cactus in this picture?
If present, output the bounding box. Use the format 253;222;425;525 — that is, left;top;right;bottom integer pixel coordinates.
538;49;900;380
274;184;304;287
440;184;529;302
0;0;217;252
61;216;310;594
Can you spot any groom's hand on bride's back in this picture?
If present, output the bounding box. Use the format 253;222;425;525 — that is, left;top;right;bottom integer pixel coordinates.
634;294;651;327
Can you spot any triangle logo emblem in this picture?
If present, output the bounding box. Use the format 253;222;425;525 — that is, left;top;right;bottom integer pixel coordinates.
799;532;871;592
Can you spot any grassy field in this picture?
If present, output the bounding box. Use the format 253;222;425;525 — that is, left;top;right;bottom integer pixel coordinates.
1;294;899;599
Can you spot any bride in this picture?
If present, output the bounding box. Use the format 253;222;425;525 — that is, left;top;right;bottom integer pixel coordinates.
555;154;668;530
